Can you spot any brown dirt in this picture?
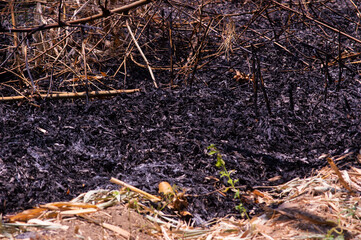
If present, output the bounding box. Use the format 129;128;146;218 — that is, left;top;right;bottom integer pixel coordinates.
3;205;158;240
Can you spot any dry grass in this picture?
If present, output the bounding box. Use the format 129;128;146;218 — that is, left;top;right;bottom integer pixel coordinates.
2;0;360;100
0;0;239;97
1;153;361;239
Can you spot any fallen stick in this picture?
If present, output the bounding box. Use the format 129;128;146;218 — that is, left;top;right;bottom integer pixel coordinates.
271;0;361;45
126;19;158;88
327;157;355;195
110;177;161;202
1;0;152;33
60;208;98;216
0;89;140;101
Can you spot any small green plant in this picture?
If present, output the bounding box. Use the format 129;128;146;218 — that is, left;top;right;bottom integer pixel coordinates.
323;226;344;240
207;144;249;219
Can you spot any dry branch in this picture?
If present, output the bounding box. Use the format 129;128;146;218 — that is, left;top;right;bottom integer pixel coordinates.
0;89;140;101
110;177;161;202
0;0;152;33
271;0;361;44
126;19;158;88
327;157;355;195
1;0;360;97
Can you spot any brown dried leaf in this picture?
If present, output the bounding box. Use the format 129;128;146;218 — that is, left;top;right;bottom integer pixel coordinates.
158;181;175;196
233;70;251;83
40;202;98;210
179;210;192;217
172;193;188;211
6;208;47;222
268;175;281;182
327;157;355;195
252;190;274;204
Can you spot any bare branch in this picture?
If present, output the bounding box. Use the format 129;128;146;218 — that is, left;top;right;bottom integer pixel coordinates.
0;0;152;33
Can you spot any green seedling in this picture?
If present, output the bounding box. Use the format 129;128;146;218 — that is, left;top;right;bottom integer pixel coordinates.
207;144;249;219
323;225;344;240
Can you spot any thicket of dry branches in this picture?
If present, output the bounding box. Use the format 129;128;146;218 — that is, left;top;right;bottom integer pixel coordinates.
0;0;360;101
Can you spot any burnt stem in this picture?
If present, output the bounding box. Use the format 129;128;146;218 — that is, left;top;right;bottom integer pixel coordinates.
337;31;343;90
251;45;258;117
289;82;294;112
324;54;328;103
256;53;272;115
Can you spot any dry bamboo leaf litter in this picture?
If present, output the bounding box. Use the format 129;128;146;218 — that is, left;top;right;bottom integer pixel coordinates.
2;166;361;239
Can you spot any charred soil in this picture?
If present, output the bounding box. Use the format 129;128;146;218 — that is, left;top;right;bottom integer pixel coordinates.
1;78;361;223
0;0;361;225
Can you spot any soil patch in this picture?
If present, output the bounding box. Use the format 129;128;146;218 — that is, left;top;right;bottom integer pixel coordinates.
1;0;361;226
1;81;361;223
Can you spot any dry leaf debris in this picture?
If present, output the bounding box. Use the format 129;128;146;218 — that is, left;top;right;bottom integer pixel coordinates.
1;164;361;239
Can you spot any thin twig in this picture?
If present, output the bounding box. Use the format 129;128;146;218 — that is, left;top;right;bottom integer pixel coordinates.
81;29;89;103
126;19;158;88
256;52;271;115
24;42;36;93
189;17;214;86
110;177;161;202
271;0;361;44
251;45;258;117
1;0;152;33
337;31;343;90
0;89;140;101
0;28;77;75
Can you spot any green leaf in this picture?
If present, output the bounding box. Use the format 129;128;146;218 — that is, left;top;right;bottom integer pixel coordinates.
227;179;233;185
216;159;224;168
220;172;227;178
208;150;217;155
234;190;240;198
207;144;215;149
235;204;244;212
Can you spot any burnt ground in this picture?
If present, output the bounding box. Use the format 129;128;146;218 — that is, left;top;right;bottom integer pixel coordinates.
1;0;361;226
1;75;361;224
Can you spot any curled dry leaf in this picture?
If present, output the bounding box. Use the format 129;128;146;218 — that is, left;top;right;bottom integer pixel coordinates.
158;182;189;213
252;190;274;205
179;210;192;218
172;192;189;211
232;70;252;83
6;208;47;222
158;181;175;196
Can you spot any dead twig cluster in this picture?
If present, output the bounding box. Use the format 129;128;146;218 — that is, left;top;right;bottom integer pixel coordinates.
0;0;360;108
